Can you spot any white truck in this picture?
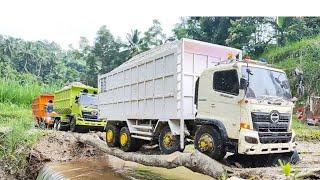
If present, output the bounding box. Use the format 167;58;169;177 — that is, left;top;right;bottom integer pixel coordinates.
98;38;296;160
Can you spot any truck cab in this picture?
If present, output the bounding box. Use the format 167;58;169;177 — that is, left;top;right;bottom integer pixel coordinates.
54;83;105;132
194;60;296;160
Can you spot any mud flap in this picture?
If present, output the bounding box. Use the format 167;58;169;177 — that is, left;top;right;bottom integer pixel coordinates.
290;150;300;164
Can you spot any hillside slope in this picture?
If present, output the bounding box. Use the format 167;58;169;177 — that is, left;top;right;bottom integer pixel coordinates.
261;35;320;97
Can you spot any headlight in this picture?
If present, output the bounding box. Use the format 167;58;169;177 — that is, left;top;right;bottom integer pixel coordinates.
245;136;258;144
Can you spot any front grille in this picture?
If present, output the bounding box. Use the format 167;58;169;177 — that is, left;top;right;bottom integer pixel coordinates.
253;122;289;132
259;132;292;144
251;112;292;143
82;112;99;121
251;112;290;123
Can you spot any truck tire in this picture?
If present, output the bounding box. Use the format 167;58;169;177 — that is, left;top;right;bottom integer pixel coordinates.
54;120;68;131
119;127;138;152
194;125;226;161
39;119;46;129
105;124;120;147
70;116;78;132
159;126;181;154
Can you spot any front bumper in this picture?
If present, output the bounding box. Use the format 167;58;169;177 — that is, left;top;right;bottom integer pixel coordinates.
76;118;106;127
238;128;297;155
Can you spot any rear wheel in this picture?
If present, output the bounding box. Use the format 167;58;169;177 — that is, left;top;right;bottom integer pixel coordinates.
119;127;140;152
159;126;181;154
105;124;120;147
55;119;68;131
194;125;226;161
39;119;46;129
70;116;78;132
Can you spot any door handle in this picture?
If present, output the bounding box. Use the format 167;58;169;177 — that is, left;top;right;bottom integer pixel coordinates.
210;103;216;108
220;94;233;98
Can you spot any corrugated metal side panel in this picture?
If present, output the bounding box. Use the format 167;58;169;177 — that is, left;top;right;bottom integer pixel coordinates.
32;94;54;118
99;38;243;121
54;86;97;115
99;41;181;120
54;87;72;114
31;96;40;117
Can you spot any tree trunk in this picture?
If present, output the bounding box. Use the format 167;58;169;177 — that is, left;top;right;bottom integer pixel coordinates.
72;133;231;179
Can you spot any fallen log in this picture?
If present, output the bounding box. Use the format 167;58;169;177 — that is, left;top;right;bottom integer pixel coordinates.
295;168;320;179
72;132;231;178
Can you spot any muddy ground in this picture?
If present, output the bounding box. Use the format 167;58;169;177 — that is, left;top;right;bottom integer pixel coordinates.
231;141;320;179
1;130;320;179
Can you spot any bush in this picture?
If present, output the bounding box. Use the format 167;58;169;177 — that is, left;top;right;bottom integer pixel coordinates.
0;103;43;175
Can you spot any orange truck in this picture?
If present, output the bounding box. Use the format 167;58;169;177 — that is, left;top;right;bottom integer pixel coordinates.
32;94;56;129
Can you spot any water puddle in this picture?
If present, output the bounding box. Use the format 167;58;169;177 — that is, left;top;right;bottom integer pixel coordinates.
37;155;213;180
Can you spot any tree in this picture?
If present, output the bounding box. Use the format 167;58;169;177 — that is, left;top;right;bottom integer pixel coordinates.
93;26;123;73
173;17;237;45
272;17;320;46
140;19;166;51
226;17;276;57
126;29;142;57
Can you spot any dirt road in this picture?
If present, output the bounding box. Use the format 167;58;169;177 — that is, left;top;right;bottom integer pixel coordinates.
231;141;320;179
5;130;319;179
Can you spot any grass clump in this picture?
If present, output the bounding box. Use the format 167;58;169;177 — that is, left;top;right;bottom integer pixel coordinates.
292;117;320;141
134;169;168;180
0;103;43;176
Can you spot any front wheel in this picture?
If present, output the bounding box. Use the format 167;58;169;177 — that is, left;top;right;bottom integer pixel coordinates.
159;126;181;154
194;125;226;161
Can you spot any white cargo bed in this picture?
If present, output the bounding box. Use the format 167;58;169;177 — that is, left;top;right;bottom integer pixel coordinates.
98;38;242;121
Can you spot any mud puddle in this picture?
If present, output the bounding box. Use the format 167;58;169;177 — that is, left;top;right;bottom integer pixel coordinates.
37;154;213;180
37;156;133;180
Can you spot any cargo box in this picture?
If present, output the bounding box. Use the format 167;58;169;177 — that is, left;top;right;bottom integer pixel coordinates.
98;38;242;121
32;94;54;119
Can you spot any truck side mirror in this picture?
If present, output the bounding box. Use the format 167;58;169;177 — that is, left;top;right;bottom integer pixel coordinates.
239;78;248;90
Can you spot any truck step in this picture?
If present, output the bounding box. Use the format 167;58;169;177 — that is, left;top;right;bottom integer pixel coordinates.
131;130;153;136
131;135;152;141
132;125;153;130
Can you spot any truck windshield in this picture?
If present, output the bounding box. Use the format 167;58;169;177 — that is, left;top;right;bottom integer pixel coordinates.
78;93;98;107
242;66;291;100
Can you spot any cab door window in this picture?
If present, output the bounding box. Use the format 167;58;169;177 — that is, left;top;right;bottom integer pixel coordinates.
213;70;239;95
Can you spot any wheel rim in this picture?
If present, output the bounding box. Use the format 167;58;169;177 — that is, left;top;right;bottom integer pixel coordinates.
163;132;174;149
120;133;128;146
198;133;214;152
106;130;113;143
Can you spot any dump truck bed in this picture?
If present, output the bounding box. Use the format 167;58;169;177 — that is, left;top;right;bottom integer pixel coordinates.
54;83;97;115
32;94;54;119
98;38;242;120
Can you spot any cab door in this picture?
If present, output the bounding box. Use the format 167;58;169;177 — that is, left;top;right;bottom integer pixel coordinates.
206;69;241;139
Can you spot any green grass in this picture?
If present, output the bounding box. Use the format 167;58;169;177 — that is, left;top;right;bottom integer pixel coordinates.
0;103;43;175
134;169;168;180
292;117;320;140
0;78;58;106
0;77;58;176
